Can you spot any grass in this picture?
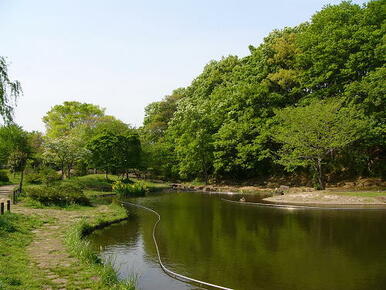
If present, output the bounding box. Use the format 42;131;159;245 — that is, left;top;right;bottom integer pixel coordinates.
0;212;52;289
19;196;94;210
65;203;136;289
137;179;170;191
67;174;170;195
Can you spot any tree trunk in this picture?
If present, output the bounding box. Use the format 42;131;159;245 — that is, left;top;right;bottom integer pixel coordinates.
316;158;325;190
19;170;24;193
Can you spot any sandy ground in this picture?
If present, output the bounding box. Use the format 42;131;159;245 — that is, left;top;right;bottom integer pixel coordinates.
264;191;386;205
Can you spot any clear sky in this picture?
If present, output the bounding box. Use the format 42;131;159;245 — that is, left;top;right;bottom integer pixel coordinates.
1;0;367;132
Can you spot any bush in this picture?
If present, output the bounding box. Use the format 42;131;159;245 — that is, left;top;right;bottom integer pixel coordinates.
112;180;148;197
0;170;9;182
25;168;61;185
24;172;41;184
25;183;90;206
68;175;113;191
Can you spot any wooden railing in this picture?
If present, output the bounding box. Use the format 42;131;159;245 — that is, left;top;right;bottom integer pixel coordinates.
12;186;21;204
0;200;11;215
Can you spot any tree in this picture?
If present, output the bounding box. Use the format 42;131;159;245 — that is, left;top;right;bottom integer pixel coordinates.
116;134;142;178
43;101;105;138
43;136;88;179
0;125;32;191
139;0;384;184
87;131;142;179
0;57;22;123
272;99;369;189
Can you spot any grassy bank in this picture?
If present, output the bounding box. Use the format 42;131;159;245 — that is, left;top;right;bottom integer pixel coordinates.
65;203;135;289
0;193;137;289
0;212;51;289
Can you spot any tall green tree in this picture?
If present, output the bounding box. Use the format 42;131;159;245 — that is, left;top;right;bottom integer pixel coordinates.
43;101;105;138
272;99;369;189
87;131;142;179
0;125;32;191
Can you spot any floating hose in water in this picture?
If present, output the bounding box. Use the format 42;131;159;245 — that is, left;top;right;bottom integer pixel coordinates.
122;201;233;290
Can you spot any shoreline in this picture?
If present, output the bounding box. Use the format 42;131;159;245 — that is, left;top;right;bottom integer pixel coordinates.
170;183;386;208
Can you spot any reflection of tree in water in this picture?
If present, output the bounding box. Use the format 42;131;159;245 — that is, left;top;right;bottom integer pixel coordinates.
137;193;386;290
88;213;141;250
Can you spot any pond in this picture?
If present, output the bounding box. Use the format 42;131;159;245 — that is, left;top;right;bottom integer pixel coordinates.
88;192;386;290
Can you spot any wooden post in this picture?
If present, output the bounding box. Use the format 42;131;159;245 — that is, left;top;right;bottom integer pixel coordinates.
0;202;4;215
7;200;11;212
13;190;16;204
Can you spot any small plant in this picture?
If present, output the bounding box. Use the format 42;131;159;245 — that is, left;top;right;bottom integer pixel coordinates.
112;180;148;197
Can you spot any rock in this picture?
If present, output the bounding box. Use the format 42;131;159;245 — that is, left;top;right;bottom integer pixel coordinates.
279;185;290;191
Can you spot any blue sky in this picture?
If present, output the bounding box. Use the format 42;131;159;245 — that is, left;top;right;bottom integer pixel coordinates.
0;0;367;131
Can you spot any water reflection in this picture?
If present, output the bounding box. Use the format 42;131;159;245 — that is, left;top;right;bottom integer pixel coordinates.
88;192;386;290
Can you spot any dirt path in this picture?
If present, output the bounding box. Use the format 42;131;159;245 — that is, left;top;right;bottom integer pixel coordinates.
13;205;107;289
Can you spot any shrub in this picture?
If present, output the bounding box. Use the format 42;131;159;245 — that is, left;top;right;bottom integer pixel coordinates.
0;170;9;182
24;172;41;184
112;180;148;197
68;175;113;191
25;168;61;185
25;183;90;206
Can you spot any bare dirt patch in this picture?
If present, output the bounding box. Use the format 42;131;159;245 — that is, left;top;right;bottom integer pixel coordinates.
264;191;386;206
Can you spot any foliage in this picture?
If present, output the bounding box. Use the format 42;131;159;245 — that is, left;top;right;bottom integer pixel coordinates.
0;125;33;192
0;56;22;123
0;125;31;167
87;131;142;177
25;167;61;185
0;170;9;182
25;183;90;206
43;135;89;179
140;1;385;184
271;99;369;189
64;174;114;191
43;101;105;138
112;180;148;197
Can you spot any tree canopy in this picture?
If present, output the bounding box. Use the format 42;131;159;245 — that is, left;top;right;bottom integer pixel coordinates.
140;0;385;186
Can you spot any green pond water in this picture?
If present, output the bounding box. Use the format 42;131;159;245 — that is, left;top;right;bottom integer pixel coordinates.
88;192;386;290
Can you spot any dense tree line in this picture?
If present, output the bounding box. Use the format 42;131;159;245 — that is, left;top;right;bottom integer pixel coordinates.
0;101;142;188
141;1;385;188
1;1;384;190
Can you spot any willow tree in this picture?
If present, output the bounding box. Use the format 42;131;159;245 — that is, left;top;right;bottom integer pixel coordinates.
0;57;22;123
272;99;369;189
